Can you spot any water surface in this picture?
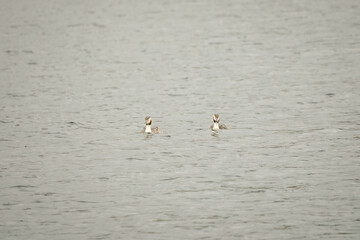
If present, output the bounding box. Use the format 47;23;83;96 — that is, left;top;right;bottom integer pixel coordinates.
1;0;359;239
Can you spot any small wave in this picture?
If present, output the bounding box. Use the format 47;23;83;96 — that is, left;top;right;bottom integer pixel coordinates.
10;185;36;188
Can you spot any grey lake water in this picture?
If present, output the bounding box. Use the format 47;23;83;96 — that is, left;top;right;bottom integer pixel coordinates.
1;0;359;239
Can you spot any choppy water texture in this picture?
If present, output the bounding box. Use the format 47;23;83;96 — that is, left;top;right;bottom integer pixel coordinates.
1;0;359;239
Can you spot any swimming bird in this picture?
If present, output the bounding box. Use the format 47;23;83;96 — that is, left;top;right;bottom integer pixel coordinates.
142;116;161;134
210;114;227;130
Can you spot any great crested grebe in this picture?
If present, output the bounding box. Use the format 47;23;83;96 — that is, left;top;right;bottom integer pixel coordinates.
210;114;227;130
142;116;161;134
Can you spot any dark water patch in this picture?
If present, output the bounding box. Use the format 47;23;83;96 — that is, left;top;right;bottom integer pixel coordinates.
5;50;18;56
154;218;169;222
161;151;173;154
66;23;86;28
337;232;354;235
114;60;139;65
3;203;17;206
98;177;109;181
92;23;106;28
44;192;55;196
10;185;36;189
114;107;126;110
161;177;179;181
35;192;56;196
59;152;69;155
66;121;89;129
198;180;215;184
274;225;294;230
6;93;27;98
64;209;90;213
79;125;104;130
245;190;266;194
72;200;98;204
168;94;187;97
23;175;38;179
95;233;112;239
30;75;47;79
0;138;11;142
176;188;215;193
268;145;283;149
